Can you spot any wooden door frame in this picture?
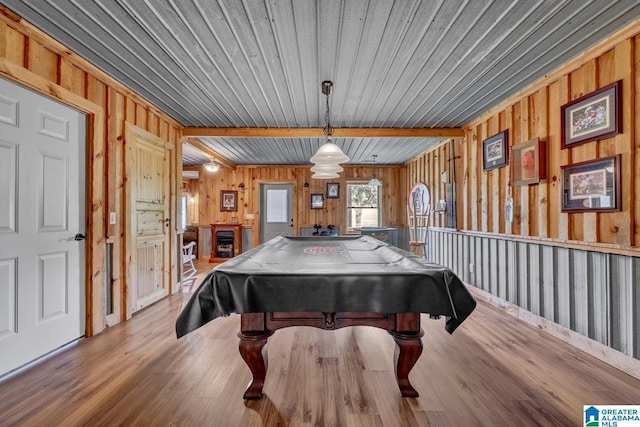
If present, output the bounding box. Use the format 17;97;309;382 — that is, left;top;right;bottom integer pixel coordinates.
0;59;105;336
124;122;174;319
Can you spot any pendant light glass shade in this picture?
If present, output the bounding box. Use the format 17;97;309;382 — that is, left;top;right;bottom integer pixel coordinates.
367;175;382;186
312;171;340;179
310;142;349;164
311;163;343;173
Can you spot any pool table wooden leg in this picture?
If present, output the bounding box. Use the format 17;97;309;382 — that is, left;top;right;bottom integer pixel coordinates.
390;329;425;397
237;330;274;399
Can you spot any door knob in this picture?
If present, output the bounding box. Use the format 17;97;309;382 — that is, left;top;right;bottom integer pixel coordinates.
74;233;87;241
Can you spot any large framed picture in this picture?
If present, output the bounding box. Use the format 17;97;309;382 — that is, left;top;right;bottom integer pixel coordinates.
561;80;621;148
483;130;508;171
220;190;238;212
511;137;546;186
310;193;324;209
561;155;621;212
326;182;339;199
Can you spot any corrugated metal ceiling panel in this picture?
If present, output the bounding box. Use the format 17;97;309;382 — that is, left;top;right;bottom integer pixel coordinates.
3;0;639;164
182;143;213;167
196;136;443;165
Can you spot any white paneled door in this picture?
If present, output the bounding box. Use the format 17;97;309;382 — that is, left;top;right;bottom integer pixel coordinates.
0;78;85;376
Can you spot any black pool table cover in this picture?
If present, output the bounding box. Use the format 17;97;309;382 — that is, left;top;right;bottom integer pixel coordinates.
176;236;476;338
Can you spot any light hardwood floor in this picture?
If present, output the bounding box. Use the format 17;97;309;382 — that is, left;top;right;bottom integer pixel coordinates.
1;258;639;426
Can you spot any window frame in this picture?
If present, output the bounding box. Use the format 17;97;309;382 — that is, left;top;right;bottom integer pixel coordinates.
345;180;381;233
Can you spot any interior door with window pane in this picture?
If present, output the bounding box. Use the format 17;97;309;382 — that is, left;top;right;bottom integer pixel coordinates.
260;184;294;243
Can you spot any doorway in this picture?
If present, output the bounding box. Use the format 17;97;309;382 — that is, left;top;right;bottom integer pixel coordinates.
124;123;172;314
260;183;294;243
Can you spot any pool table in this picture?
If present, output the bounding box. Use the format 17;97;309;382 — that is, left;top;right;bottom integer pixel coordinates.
176;236;475;399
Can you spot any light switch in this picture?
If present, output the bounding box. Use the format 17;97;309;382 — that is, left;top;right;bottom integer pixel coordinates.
109;212;117;225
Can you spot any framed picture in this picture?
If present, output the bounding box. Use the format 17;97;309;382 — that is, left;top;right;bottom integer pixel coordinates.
561;80;621;148
561;155;620;212
326;182;339;199
483;130;508;171
310;193;324;209
220;190;238;212
511;137;546;185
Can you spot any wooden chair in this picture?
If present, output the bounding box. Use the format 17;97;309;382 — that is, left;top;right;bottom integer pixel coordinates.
182;241;197;282
407;204;430;259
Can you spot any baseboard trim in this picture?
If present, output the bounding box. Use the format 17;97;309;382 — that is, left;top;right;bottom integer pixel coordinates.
467;284;640;380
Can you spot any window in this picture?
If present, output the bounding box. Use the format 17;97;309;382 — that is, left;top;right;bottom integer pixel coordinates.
346;182;380;232
181;193;187;229
266;189;288;223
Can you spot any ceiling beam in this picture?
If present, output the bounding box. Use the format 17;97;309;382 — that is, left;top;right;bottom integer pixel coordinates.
182;127;465;138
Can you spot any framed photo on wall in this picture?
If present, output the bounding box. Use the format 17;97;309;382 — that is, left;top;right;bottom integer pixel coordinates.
511;137;546;186
311;193;324;209
561;155;620;212
482;130;509;171
326;183;339;199
561;80;621;148
220;190;238;212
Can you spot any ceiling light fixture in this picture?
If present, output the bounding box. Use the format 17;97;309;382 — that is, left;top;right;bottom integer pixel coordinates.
368;154;382;186
310;81;349;177
311;163;344;173
311;160;343;179
312;171;340;179
204;159;220;173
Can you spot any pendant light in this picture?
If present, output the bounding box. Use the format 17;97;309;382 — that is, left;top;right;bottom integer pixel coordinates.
310;81;349;176
368;154;382;186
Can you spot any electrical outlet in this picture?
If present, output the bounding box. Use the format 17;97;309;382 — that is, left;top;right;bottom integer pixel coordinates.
109;212;116;225
469;263;474;273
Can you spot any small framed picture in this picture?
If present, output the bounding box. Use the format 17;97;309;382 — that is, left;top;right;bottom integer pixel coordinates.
561;80;621;148
220;190;238;212
511;137;546;186
483;130;509;171
310;193;324;209
561;155;621;212
326;183;339;199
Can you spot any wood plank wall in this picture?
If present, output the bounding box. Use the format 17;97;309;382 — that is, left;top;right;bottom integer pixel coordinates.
408;29;640;256
408;25;640;368
187;164;407;248
406;139;459;229
0;8;183;334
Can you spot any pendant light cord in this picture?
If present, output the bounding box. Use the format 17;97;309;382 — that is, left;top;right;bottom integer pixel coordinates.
324;93;333;138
